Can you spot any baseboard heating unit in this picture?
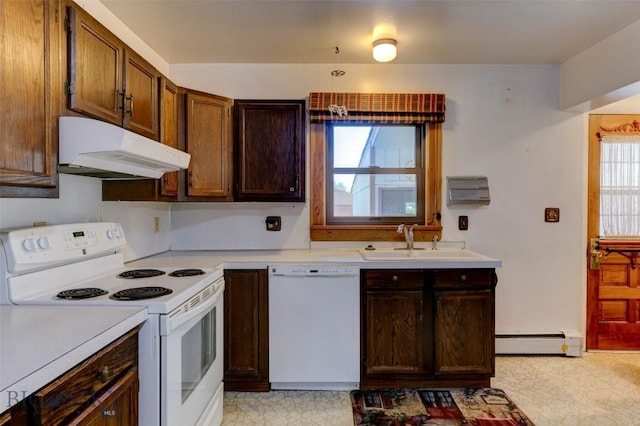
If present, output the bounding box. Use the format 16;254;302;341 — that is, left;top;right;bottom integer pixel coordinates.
495;330;583;357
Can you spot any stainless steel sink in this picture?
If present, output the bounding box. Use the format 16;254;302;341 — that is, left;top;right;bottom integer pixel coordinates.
358;247;483;261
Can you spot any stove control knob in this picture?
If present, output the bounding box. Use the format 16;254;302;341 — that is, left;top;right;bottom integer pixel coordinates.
37;237;51;250
22;238;36;252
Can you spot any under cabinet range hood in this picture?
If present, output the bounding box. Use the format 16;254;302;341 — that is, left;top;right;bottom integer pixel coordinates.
58;116;191;179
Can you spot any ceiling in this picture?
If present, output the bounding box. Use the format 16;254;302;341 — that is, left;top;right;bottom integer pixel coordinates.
101;0;640;65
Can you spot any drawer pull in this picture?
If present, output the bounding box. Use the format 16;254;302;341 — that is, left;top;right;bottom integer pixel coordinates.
459;274;467;282
392;275;398;282
98;366;111;381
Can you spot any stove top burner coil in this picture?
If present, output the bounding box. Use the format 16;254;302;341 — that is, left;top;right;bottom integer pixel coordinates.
110;286;173;300
57;288;108;300
168;269;206;277
117;269;166;279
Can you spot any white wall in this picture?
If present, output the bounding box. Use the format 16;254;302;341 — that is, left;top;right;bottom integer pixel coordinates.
562;18;640;111
0;175;102;228
171;63;587;335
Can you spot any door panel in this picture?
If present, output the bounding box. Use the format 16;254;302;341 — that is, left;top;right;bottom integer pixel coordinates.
587;115;640;350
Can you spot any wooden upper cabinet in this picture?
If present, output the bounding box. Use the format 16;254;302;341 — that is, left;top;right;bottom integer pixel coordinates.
66;5;160;140
0;0;61;197
234;100;305;202
159;77;179;196
122;49;159;140
183;90;233;199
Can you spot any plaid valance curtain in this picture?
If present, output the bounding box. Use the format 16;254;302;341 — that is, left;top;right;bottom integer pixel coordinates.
308;92;445;123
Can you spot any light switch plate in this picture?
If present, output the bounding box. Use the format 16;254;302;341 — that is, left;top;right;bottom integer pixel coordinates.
458;215;469;231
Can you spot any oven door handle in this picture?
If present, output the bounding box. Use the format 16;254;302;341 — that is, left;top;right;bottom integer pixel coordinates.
160;280;224;335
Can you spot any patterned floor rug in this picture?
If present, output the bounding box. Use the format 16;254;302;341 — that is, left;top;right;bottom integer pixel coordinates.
351;388;535;425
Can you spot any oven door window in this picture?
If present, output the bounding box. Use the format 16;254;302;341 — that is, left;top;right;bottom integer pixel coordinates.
181;306;216;402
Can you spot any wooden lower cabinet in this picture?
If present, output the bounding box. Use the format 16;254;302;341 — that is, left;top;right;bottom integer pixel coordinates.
11;328;139;426
434;290;494;376
361;269;495;389
223;269;269;391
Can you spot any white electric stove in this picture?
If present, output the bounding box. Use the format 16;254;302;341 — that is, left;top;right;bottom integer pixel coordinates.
0;222;225;426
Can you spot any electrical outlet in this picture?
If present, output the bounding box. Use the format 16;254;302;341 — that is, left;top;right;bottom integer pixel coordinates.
266;216;281;231
153;217;160;233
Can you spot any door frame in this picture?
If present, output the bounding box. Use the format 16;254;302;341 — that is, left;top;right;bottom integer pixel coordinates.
586;114;640;349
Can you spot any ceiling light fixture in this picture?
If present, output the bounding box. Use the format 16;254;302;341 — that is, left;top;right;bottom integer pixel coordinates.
372;38;397;62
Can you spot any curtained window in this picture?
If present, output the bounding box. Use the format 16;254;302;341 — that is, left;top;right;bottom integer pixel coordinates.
308;92;445;241
600;135;640;237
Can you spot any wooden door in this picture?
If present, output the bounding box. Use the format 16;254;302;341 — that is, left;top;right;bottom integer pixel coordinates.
123;48;159;140
587;115;640;350
159;77;179;196
234;100;305;201
223;270;269;391
0;0;60;197
434;290;493;375
184;90;232;199
67;5;123;126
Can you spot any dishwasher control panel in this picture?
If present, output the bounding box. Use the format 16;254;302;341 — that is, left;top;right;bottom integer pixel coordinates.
268;265;359;277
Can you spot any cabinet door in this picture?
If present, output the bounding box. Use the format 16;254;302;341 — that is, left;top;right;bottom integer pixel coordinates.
122;49;159;140
184;91;233;199
223;270;269;391
0;0;60;197
435;290;494;375
363;291;425;376
234;100;305;201
67;5;123;127
67;369;138;426
159;77;179;196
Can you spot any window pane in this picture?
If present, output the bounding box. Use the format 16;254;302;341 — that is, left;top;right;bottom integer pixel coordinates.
332;126;416;168
600;136;640;237
333;174;417;217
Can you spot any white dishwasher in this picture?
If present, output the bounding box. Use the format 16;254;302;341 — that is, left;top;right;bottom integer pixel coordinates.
268;264;360;390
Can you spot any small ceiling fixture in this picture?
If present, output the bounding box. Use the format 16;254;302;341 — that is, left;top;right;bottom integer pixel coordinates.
372;38;397;62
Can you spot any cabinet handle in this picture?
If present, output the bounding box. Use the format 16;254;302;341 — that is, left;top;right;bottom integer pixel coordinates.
98;366;111;381
459;274;467;282
391;275;398;282
290;173;299;192
188;171;193;187
125;93;134;117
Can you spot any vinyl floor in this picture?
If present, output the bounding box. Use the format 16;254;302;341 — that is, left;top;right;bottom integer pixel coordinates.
221;352;640;426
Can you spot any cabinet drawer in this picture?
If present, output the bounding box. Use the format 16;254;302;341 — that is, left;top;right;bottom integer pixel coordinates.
432;269;493;288
363;270;424;289
31;328;138;425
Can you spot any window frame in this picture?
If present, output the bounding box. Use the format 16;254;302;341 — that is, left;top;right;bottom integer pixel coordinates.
310;121;443;242
325;122;426;225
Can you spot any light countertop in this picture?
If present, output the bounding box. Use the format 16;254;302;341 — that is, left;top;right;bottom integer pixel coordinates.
0;305;148;410
128;248;502;270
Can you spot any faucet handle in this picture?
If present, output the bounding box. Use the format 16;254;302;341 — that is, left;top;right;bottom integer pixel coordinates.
396;224;405;233
432;235;438;242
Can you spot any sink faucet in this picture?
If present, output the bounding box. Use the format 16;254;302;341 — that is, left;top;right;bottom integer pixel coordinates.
432;235;439;250
397;224;418;249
